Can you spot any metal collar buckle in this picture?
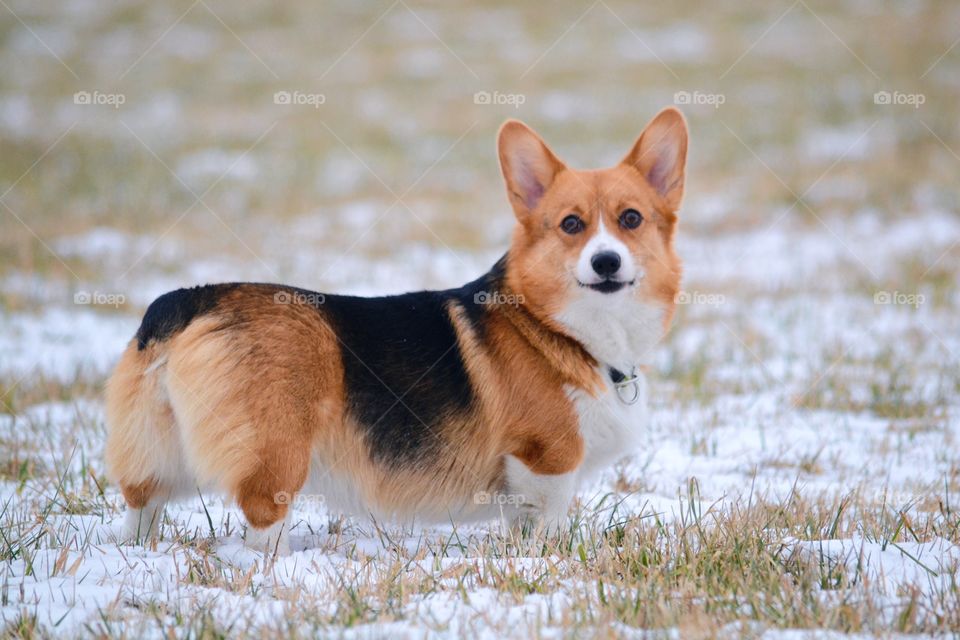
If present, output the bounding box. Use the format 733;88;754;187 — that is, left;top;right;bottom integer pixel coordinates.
609;367;640;405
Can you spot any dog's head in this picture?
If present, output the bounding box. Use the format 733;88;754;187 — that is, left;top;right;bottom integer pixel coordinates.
498;108;686;341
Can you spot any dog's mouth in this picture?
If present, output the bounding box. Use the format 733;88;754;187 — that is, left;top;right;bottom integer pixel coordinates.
577;279;634;294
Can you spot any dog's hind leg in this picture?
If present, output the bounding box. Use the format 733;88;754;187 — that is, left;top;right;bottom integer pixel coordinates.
162;329;313;555
160;304;338;556
118;479;168;541
233;419;311;556
239;474;296;556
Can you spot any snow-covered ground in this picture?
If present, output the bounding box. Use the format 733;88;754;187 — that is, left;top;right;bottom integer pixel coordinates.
2;0;959;636
2;202;958;637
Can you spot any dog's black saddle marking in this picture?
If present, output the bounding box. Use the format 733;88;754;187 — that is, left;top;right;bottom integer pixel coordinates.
130;259;512;467
135;284;237;350
321;289;476;466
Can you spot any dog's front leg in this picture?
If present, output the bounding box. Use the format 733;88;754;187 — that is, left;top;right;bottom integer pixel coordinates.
502;455;579;535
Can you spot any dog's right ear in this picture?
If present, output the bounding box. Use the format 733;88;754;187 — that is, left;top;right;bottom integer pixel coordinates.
497;120;566;222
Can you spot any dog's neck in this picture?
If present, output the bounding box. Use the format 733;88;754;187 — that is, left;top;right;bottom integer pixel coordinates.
499;295;605;394
490;254;663;377
476;258;604;396
552;293;665;374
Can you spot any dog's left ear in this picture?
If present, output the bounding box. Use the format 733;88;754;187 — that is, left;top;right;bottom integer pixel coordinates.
621;107;688;211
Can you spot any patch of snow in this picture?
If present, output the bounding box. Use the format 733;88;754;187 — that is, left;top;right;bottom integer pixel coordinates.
0;308;134;381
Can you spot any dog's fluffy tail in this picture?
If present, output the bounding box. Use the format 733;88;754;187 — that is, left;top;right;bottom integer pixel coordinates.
104;340;182;508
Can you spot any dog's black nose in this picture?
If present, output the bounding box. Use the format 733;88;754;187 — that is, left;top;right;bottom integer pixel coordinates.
591;251;621;278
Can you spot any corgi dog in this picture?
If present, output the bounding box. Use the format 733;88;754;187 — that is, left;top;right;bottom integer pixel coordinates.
105;107;686;555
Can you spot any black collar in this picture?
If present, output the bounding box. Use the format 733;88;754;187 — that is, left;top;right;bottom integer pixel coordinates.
609;367;628;384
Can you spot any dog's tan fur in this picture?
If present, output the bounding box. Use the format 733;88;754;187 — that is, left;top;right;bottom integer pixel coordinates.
105;108;686;546
105;284;594;527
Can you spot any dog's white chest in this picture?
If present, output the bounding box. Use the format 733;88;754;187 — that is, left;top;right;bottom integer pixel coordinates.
553;295;660;480
569;372;648;482
554;295;664;374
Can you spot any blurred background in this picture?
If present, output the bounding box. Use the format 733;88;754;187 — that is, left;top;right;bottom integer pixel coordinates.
0;0;958;429
1;3;960;634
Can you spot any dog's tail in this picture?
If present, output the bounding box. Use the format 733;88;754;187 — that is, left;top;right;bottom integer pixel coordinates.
105;285;235;507
104;338;182;509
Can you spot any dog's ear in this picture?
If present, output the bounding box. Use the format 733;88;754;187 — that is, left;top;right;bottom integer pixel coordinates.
621;107;688;211
498;120;566;221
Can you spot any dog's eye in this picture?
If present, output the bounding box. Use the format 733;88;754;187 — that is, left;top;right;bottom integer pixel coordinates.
560;214;585;234
619;209;643;229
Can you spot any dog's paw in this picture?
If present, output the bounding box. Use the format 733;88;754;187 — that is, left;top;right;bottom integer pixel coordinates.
244;522;291;557
509;505;570;539
117;507;162;544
